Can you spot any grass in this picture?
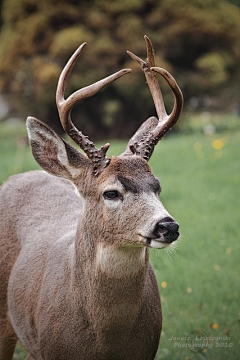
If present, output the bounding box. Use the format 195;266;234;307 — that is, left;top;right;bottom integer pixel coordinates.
149;132;240;360
0;118;239;360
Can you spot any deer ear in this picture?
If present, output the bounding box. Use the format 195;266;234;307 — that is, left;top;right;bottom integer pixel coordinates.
26;117;93;180
121;117;158;157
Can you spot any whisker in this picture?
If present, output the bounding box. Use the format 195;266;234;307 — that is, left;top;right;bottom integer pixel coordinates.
166;241;179;261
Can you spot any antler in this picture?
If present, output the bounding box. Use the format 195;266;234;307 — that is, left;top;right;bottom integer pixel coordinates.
56;42;131;174
127;35;183;160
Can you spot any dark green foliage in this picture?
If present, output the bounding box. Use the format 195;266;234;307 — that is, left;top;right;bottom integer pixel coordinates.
0;0;240;139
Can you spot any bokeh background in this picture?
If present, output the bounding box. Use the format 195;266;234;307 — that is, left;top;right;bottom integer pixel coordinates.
0;0;240;136
0;0;239;359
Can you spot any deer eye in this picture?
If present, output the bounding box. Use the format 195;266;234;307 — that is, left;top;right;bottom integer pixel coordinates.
103;190;122;200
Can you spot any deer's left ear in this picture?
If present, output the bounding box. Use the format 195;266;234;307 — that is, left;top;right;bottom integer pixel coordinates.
27;117;93;180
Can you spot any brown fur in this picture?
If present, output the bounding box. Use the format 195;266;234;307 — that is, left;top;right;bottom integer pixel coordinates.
0;118;179;359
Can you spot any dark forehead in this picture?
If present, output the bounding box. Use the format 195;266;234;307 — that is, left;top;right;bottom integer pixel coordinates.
100;156;161;193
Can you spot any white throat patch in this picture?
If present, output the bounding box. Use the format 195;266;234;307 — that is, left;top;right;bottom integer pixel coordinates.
96;243;146;278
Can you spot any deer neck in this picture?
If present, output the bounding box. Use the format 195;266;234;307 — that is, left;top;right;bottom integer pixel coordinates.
73;221;149;312
74;230;148;286
74;207;148;281
70;218;150;354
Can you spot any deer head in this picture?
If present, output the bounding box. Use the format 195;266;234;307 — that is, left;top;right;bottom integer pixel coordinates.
27;36;183;250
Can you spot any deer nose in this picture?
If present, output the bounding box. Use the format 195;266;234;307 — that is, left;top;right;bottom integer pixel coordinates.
153;217;179;243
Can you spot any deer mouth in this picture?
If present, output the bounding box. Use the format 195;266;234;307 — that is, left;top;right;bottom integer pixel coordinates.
144;233;179;249
146;237;170;249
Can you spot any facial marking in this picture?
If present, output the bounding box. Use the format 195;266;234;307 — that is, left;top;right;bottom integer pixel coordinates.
98;156;161;195
117;174;161;194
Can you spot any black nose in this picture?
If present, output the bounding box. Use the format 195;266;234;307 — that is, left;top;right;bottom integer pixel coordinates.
153;217;179;243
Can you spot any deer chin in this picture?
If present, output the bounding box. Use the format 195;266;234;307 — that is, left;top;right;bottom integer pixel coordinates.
146;234;180;249
147;239;170;249
138;235;168;249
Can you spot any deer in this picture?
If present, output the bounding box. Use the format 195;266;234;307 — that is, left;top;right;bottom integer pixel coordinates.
0;36;183;360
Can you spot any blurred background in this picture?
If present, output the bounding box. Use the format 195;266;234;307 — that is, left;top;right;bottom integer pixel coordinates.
0;0;240;137
0;1;239;360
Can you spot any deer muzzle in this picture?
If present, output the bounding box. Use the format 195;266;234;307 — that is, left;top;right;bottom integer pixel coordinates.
146;217;180;248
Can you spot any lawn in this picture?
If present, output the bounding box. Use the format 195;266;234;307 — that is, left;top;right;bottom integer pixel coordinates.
0;118;239;360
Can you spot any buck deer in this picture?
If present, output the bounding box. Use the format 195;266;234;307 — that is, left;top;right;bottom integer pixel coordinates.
0;36;183;360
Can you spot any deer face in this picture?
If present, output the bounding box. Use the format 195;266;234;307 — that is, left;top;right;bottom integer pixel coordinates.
88;156;179;249
27;119;179;250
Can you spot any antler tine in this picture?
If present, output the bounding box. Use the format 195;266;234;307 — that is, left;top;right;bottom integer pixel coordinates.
127;35;183;161
56;42;131;175
127;36;167;121
56;42;87;111
144;35;168;121
150;67;183;139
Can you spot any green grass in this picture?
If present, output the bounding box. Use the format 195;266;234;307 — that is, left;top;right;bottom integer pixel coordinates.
1;119;239;360
149;132;240;360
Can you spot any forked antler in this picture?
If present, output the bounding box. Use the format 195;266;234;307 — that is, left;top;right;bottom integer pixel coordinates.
56;42;131;174
127;35;183;160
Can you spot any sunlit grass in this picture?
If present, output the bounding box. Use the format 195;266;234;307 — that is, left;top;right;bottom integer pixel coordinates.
1;120;239;360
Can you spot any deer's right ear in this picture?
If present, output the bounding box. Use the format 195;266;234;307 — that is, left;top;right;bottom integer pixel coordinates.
26;117;93;180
